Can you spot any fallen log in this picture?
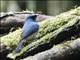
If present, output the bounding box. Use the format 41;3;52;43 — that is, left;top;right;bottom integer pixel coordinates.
22;38;80;60
7;16;80;60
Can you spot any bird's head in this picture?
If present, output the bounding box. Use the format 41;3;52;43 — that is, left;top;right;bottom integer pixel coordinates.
26;14;39;21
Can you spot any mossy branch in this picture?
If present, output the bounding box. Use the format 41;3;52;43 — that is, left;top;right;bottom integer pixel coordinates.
23;38;80;60
1;7;80;59
8;16;80;59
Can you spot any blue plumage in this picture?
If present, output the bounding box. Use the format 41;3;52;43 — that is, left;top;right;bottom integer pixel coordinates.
15;14;39;52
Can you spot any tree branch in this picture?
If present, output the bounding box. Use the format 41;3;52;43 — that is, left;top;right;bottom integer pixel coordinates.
23;38;80;60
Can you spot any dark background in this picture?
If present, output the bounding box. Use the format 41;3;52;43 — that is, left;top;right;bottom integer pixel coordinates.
1;0;80;16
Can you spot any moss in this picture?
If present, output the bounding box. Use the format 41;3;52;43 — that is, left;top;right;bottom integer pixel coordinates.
1;28;22;49
1;7;80;59
36;7;80;39
36;15;76;39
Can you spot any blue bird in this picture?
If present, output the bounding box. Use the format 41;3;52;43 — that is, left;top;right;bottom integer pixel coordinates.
15;14;39;52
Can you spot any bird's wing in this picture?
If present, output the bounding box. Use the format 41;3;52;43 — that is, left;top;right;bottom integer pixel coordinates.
21;23;39;39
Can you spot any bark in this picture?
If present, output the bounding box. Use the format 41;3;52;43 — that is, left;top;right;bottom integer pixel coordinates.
0;44;11;60
0;13;25;34
23;38;80;60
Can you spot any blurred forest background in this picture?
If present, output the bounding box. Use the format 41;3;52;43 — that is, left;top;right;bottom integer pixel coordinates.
1;0;80;16
0;1;80;60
